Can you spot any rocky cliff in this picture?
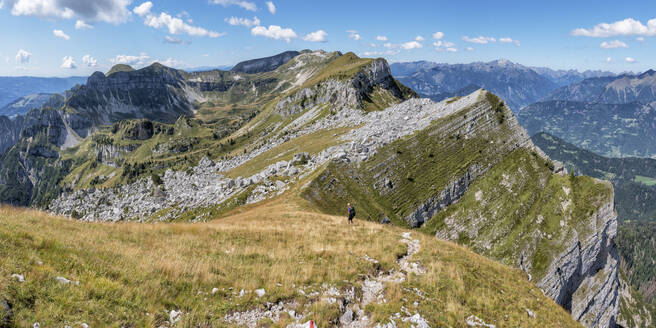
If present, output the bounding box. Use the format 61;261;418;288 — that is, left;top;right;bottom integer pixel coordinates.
301;90;619;327
67;63;197;128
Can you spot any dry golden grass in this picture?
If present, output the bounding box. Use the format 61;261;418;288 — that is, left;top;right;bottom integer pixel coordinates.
0;194;581;327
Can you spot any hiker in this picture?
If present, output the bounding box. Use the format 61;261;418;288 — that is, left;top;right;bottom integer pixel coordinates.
347;203;356;224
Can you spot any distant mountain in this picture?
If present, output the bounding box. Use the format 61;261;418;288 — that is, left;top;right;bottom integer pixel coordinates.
231;50;301;74
392;59;558;112
389;61;439;76
519;100;656;157
0;76;85;108
187;65;232;72
547;70;656;104
0;93;59;117
519;70;656;158
530;67;616;86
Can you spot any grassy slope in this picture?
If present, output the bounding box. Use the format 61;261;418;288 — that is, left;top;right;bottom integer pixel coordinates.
302;93;518;226
0;191;580;327
422;149;610;281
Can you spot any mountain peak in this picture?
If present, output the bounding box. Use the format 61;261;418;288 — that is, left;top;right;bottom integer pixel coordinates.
106;64;135;76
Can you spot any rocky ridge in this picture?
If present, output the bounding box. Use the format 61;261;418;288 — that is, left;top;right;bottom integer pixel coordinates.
49;91;483;221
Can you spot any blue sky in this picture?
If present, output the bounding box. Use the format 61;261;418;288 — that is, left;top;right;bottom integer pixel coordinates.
1;0;655;76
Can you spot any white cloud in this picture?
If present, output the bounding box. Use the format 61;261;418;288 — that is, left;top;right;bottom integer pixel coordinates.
5;0;131;24
15;49;31;63
210;0;256;11
637;36;645;42
53;29;70;40
225;16;260;28
110;53;150;66
606;57;612;63
625;57;636;63
60;56;76;69
82;54;97;67
158;57;183;68
571;18;656;37
433;40;454;47
133;1;152;16
401;41;422;49
362;50;400;56
251;25;297;42
432;31;444;39
600;40;628;49
446;47;457;52
499;37;520;46
466;47;474;51
414;35;424;41
142;9;224;38
265;1;275;14
303;29;327;42
75;20;93;29
347;30;361;40
462;36;496;44
376;35;387;41
164;35;188;44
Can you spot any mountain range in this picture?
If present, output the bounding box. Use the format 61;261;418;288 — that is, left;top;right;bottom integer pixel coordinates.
390;60;619;112
0;50;642;327
520;70;656;158
0;76;85;108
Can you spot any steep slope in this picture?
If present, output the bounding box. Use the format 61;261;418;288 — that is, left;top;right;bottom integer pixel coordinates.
301;91;619;327
532;132;656;326
0;116;22;155
531;132;656;223
0;200;582;327
519;100;656;157
393;59;558;111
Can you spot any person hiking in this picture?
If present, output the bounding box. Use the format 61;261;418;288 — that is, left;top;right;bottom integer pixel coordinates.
347;203;356;224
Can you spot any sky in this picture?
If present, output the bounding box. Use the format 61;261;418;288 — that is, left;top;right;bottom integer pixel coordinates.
1;0;656;77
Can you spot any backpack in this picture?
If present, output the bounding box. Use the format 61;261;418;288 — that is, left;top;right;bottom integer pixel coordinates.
350;206;356;216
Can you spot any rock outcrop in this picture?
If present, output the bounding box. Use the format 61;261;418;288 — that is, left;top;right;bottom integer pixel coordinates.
274;57;413;117
538;194;619;327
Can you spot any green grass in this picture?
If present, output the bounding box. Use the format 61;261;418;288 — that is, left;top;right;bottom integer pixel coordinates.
0;198;581;327
634;175;656;186
225;126;353;179
302;92;520;226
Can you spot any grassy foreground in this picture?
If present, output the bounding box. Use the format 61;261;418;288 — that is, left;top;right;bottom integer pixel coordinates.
0;195;580;327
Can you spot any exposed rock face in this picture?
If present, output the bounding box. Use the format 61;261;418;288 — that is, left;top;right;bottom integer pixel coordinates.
0;115;22;155
403;164;484;228
274;58;411;117
231;51;300;74
538;197;619;327
68;63;196;127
